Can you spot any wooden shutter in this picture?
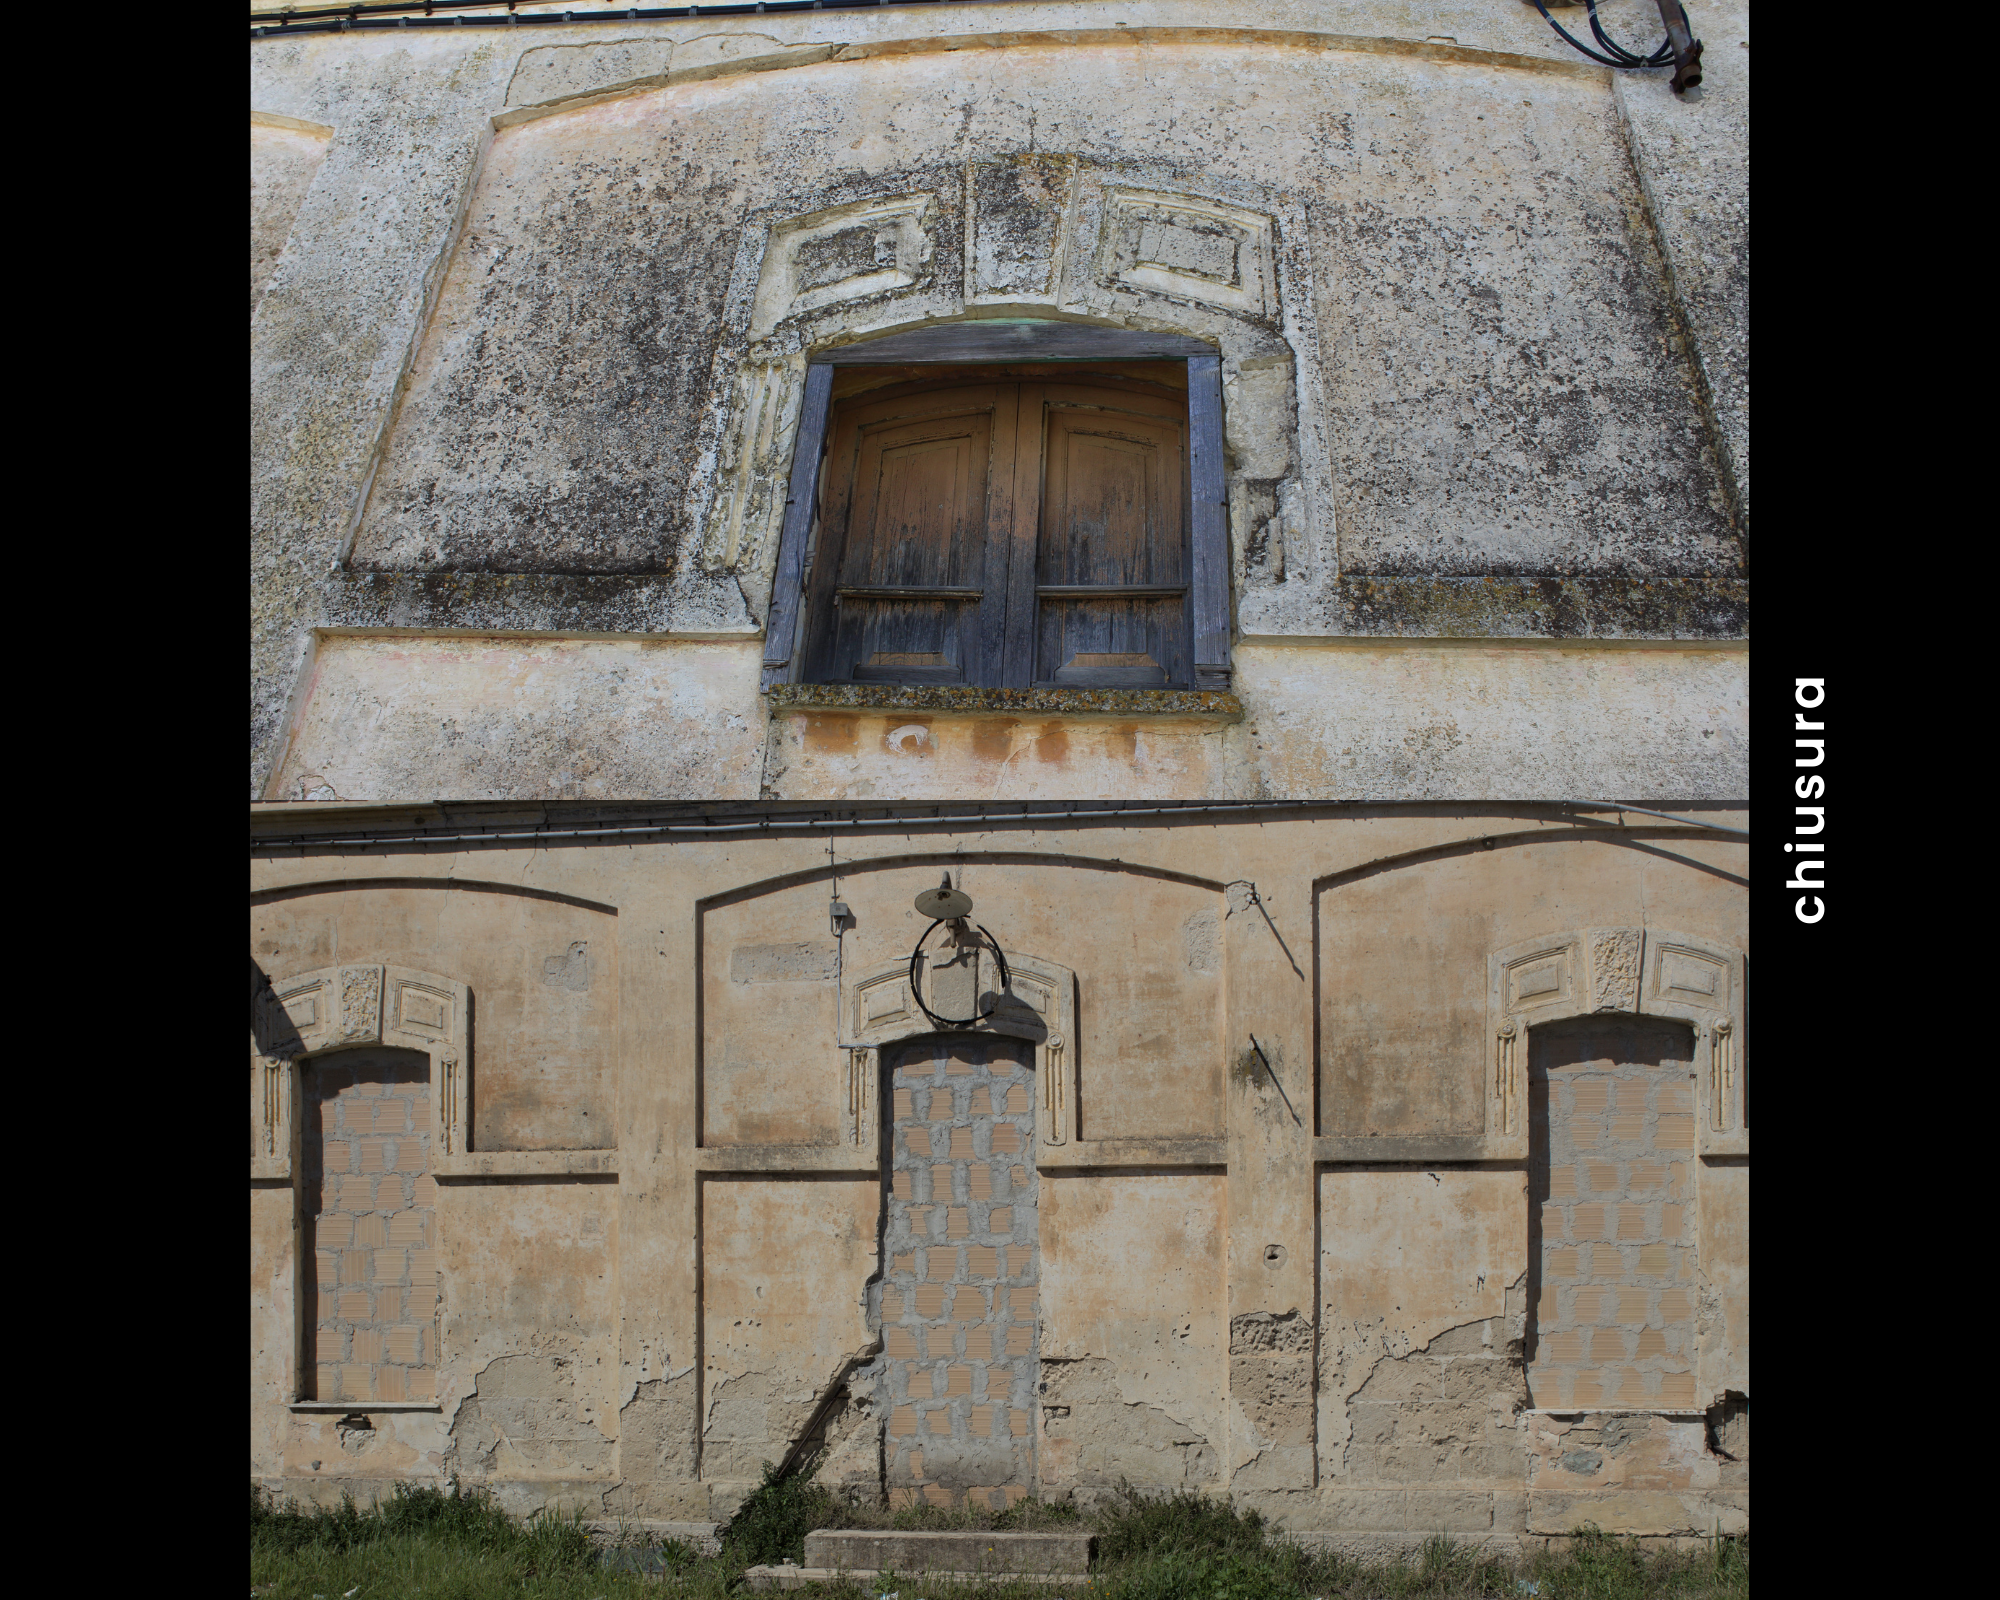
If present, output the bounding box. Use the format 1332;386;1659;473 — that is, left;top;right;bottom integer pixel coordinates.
800;368;1196;690
804;382;1018;686
1022;382;1191;689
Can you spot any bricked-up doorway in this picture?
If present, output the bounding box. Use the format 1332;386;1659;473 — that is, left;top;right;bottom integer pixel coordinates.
302;1047;439;1403
1526;1017;1699;1411
880;1035;1038;1508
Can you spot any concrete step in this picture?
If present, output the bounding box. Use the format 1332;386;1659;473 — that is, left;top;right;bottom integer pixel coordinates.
802;1529;1097;1576
745;1565;1092;1592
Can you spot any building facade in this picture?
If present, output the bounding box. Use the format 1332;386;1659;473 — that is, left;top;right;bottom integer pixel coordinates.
250;802;1749;1546
251;0;1750;1550
251;1;1748;803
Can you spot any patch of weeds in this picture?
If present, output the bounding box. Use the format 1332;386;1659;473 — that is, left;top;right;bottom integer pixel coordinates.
1093;1483;1272;1567
249;1480;610;1598
720;1452;841;1566
1521;1524;1751;1600
250;1479;593;1570
252;1480;1747;1600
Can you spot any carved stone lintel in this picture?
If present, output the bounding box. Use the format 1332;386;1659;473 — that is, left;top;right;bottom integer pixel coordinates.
966;154;1078;304
255;964;470;1177
1587;929;1642;1013
337;964;384;1044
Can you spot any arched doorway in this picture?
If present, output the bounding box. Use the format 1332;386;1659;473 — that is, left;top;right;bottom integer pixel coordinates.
878;1033;1038;1509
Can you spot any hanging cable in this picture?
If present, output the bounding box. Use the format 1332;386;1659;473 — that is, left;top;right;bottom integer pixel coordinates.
1527;0;1704;94
250;0;1038;38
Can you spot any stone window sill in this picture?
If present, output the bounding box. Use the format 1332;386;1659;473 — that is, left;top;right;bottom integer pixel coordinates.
765;684;1244;719
434;1150;617;1178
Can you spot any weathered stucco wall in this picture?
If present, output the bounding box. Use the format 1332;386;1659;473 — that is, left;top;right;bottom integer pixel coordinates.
703;860;1228;1143
1317;830;1746;1138
252;882;620;1150
267;635;766;802
442;1179;622;1507
1319;1169;1527;1534
251;806;1748;1545
701;1177;879;1482
1041;1174;1229;1492
352;38;1733;597
250;3;1750;800
252;116;330;316
268;637;1742;802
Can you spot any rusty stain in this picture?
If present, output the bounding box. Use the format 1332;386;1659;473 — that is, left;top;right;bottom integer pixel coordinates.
803;714;859;756
970;718;1019;764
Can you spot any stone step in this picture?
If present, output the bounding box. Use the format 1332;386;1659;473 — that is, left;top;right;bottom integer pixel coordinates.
583;1519;720;1559
745;1565;1091;1592
802;1528;1096;1575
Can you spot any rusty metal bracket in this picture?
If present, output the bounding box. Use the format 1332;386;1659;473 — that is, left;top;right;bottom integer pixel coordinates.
1528;0;1705;96
1655;0;1705;92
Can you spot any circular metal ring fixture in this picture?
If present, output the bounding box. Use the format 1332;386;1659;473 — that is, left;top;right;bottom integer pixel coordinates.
906;874;1011;1029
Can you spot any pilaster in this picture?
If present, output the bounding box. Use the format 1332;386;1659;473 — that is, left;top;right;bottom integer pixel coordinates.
1222;878;1316;1495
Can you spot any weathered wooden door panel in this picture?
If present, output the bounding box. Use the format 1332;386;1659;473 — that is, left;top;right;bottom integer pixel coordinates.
837;415;989;683
807;385;1014;685
1029;393;1190;687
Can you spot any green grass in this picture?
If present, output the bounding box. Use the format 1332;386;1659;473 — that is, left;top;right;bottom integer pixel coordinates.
251;1477;1748;1600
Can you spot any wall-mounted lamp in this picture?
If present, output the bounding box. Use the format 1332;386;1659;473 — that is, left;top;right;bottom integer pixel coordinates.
907;873;1011;1028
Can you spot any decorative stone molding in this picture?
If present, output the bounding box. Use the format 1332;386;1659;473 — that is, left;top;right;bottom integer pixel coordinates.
1486;933;1577;1159
749;192;940;339
685;158;1331;634
249;963;471;1179
1096;187;1277;321
845;1046;876;1148
1042;1034;1067;1149
965;154;1078;305
1486;927;1746;1160
842;949;1078;1148
1638;929;1747;1156
699;359;806;577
